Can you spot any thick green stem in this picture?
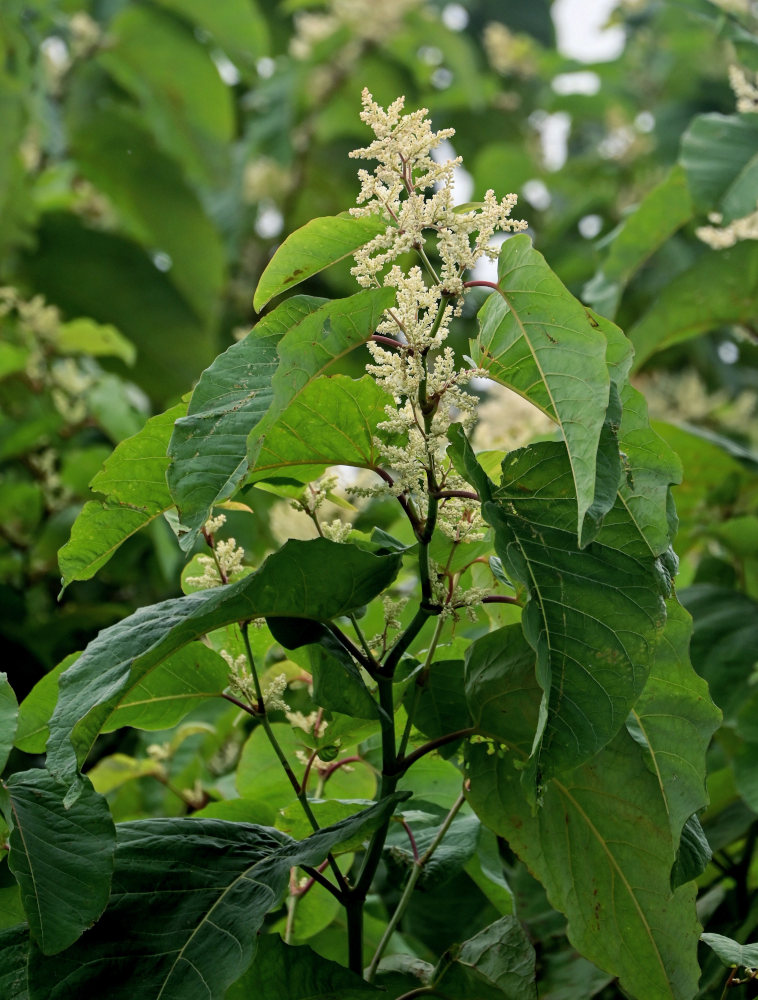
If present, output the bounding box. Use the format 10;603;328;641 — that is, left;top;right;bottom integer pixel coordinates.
398;615;446;759
366;792;466;981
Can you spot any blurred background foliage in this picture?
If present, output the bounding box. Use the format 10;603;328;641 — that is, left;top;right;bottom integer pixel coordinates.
1;0;758;993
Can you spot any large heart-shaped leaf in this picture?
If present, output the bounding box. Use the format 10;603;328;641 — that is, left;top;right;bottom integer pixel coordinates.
486;440;669;782
47;539;401;793
472;234;610;544
27;799;401;1000
467;734;701;1000
1;771;115;955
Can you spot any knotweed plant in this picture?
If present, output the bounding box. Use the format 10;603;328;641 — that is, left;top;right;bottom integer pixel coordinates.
2;93;718;1000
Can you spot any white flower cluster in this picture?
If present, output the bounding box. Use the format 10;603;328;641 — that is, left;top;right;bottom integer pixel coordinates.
729;65;758;112
696;205;758;249
348;91;526;503
186;522;246;589
289;0;424;59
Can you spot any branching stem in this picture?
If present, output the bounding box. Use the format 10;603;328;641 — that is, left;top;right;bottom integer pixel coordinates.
365;792;466;981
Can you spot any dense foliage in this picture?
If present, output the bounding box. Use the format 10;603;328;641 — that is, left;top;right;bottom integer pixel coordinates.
1;2;758;998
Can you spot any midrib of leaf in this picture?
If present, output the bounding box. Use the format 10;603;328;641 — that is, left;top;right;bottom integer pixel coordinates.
492;275;586;514
8;797;43;940
554;780;671;992
155;863;276;999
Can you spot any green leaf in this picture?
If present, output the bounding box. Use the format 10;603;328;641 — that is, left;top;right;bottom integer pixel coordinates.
248;373;394;483
671;814;712;890
681;584;758;723
484;440;669;782
307;631;379;721
616;385;682;557
97;5;234;186
467;734;702;1000
1;771;115;955
103;643;230;732
583;165;693;319
431;916;537;999
227;934;382;1000
151;0;270;67
463;827;514;916
27;799;401;999
167;296;322;548
55;318;136;366
680;112;758;222
701;932;758;970
277;799;376;849
59;402;185;590
628;240;758;369
47;539;401;793
627;599;721;843
403;659;470;742
14;655;75;755
67;107;226;324
86;754;164;796
253;212;388;311
465;624;544;755
473;234;611;544
247;287;395;470
0;925;29;1000
0;672;18;771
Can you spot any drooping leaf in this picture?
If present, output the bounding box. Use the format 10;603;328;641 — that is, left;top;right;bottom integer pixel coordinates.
1;770;115;955
701;933;758;970
583;165;693;318
58;402;185;590
27;800;402;999
226;934;382;1000
248;374;395;484
0;925;29;1000
627;599;721;843
389;810;481;890
671;814;712;890
307;631;379;721
484;440;669;782
47;539;401;793
0;672;18;771
679;112;758;223
86;754;165;796
472;234;611;543
467;734;702;1000
629;240;758;369
253;212;388;311
167;296;323;549
431;916;537;1000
